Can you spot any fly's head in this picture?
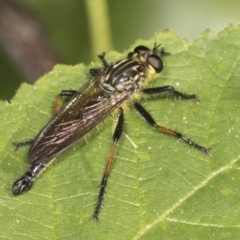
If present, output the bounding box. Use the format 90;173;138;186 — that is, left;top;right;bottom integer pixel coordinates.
100;44;163;94
128;44;163;74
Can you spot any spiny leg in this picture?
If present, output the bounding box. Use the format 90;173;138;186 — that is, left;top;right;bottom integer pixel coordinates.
54;90;77;114
142;86;197;100
12;163;45;195
134;102;210;155
92;108;124;221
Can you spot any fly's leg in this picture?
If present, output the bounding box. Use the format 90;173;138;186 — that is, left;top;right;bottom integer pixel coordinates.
12;163;45;195
90;52;109;77
54;90;77;114
98;52;109;69
142;86;197;100
13;140;34;151
91;108;124;221
134;102;211;155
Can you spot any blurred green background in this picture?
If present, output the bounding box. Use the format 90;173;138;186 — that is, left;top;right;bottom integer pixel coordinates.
1;0;240;101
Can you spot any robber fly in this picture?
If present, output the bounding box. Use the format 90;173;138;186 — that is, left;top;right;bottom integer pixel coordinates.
12;44;210;220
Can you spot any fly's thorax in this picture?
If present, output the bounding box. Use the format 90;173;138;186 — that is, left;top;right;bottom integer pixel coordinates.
100;59;147;94
99;45;163;95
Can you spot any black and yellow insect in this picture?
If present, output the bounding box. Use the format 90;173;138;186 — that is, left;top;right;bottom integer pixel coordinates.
12;44;210;220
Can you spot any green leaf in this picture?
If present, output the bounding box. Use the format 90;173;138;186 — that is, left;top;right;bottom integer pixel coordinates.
1;25;240;239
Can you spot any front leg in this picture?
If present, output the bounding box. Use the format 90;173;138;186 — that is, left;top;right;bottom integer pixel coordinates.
90;52;110;77
54;90;78;114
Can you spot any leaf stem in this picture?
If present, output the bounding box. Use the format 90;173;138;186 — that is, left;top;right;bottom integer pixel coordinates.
85;0;113;59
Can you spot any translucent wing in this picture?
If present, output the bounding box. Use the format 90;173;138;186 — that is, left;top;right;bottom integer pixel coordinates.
28;76;129;164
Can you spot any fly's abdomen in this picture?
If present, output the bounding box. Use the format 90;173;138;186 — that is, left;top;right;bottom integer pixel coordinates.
12;163;45;195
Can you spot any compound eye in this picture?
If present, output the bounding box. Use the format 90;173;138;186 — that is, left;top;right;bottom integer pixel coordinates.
147;55;163;73
134;45;150;55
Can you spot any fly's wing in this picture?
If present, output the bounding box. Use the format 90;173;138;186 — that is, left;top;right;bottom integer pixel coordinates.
28;77;129;164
